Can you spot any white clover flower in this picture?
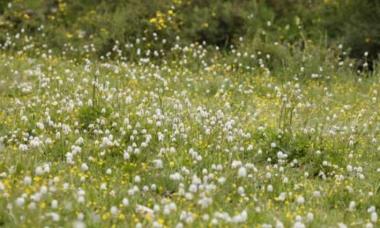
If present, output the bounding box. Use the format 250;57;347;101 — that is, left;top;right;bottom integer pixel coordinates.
313;191;321;198
66;153;74;164
293;222;305;228
134;175;141;183
62;124;71;135
348;201;356;211
48;212;60;221
238;167;247;178
30;137;43;148
153;159;163;169
71;145;82;154
15;197;25;207
151;184;157;191
63;183;69;190
170;172;183;181
77;189;86;203
180;211;194;224
232;210;247;223
51;200;58;209
371;212;378;222
185;193;193;200
40;186;48;194
218;177;226;184
100;183;107;190
75;137;84;145
122;198;129;206
73;220;86;228
237;186;245;195
19;144;29;152
125;96;133;104
278;192;286;201
136;204;154;218
31;192;42;202
123;151;130;160
277;151;288;159
198;197;212;209
306;212;314;222
275;220;285;228
231;160;242;168
80;163;89;172
23;176;32;185
338;223;348;228
189;184;197;193
100;136;113;148
36;122;44;129
296;196;305;204
368;206;376;213
21;116;28;122
35;166;44;175
110;206;118;216
157;132;164;141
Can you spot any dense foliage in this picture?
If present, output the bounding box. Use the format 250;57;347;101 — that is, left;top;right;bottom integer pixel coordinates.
0;0;379;62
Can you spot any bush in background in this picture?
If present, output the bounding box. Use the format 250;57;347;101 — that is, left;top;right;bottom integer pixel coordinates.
0;0;379;66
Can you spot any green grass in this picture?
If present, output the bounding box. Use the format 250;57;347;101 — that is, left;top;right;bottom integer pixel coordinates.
0;50;379;227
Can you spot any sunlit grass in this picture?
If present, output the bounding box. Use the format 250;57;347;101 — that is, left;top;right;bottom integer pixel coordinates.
0;42;379;228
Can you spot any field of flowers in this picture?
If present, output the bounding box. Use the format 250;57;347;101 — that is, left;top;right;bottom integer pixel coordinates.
0;35;379;228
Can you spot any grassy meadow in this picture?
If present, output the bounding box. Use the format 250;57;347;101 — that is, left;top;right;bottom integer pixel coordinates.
1;0;380;227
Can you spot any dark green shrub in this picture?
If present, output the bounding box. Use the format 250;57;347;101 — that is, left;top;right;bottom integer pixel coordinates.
1;0;379;68
0;0;289;55
178;0;250;48
323;0;380;61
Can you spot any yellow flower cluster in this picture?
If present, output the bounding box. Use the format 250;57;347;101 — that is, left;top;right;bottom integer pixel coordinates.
149;3;177;31
149;11;167;30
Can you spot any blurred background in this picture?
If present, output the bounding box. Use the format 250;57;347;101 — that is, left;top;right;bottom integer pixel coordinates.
0;0;379;65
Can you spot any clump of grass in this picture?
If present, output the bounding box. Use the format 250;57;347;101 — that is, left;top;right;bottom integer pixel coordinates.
254;128;348;178
77;105;108;130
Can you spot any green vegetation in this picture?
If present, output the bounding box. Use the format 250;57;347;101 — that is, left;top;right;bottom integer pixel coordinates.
1;0;379;61
0;0;380;227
